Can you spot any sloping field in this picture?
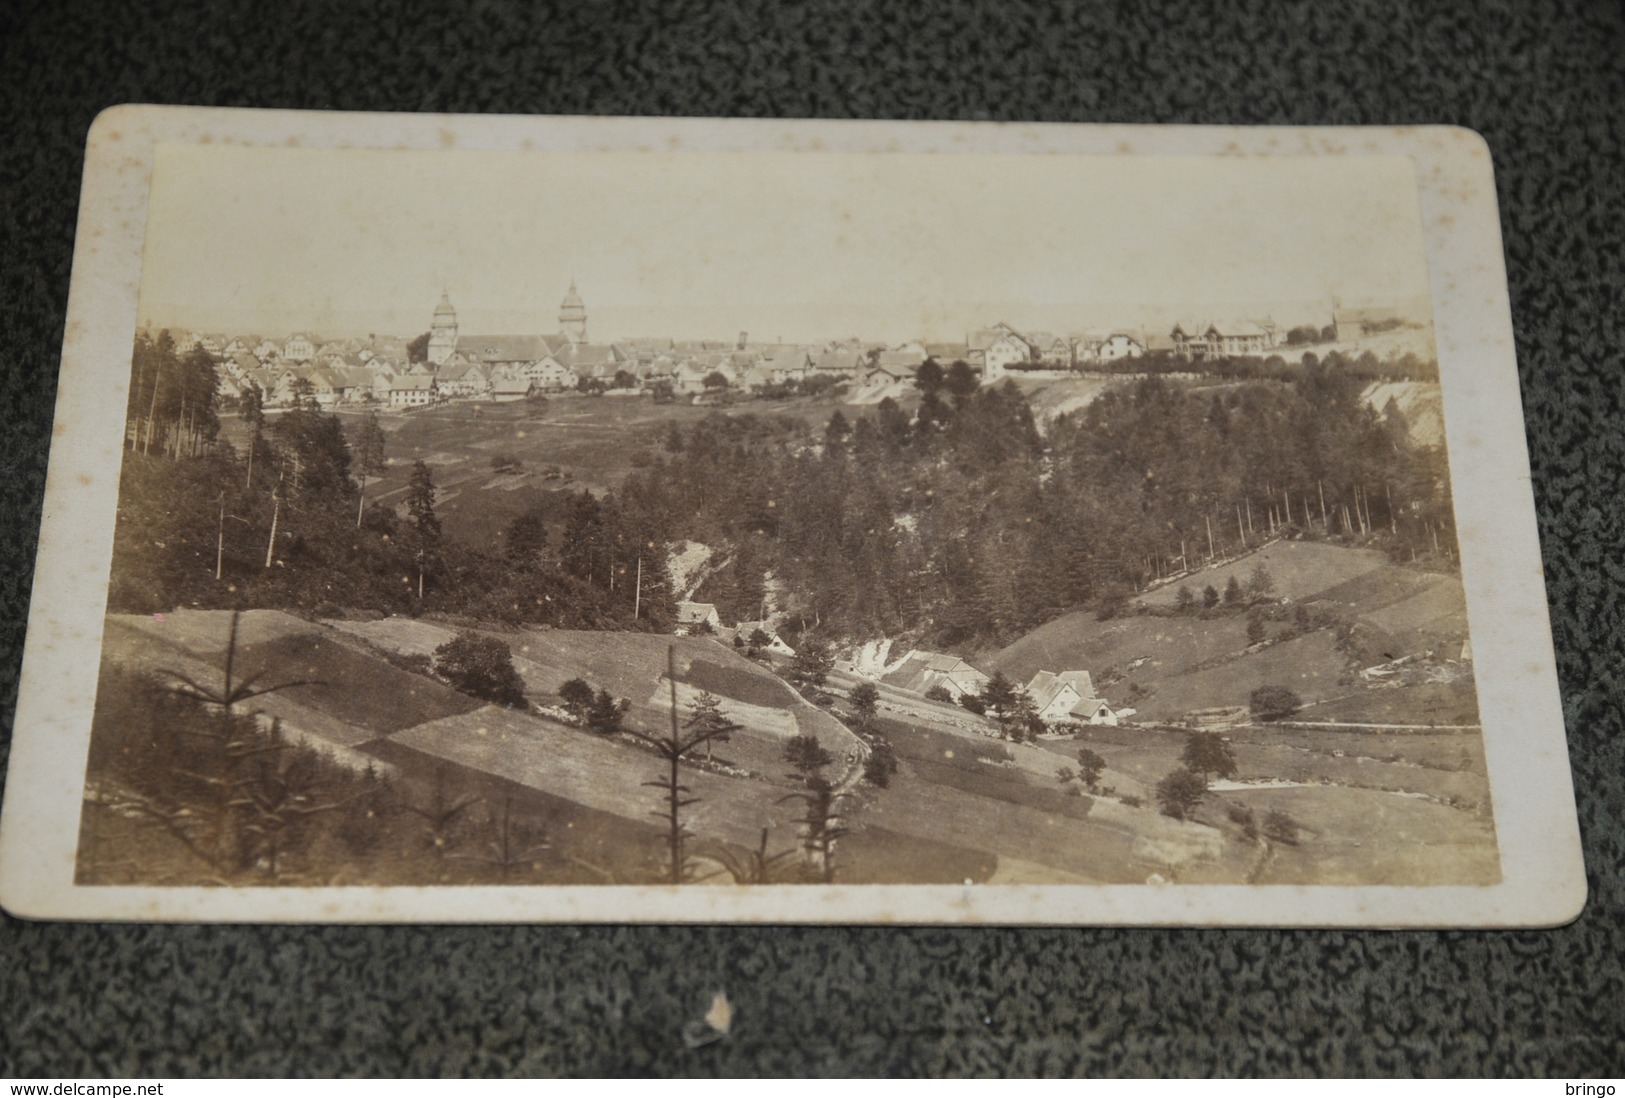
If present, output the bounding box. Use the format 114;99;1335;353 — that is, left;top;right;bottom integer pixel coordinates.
837;825;997;884
988;542;1474;723
328;619;794;718
505;630;791;713
325;615;462;658
1026;717;1497;884
870;715;1224;880
843;378;915;406
359;735;663;882
1140;541;1391;607
1129;631;1349;721
1226;785;1498;886
103;613;483;738
683;658;800;708
986;611;1252;687
1361;575;1469;638
862;762;1222;883
1306;682;1480;726
381;704;791;852
1310;566;1438;616
108;607;321;660
229;631;487;734
1004;374;1122;427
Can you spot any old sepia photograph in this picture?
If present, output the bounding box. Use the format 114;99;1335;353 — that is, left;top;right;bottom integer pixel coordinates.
60;134;1505;895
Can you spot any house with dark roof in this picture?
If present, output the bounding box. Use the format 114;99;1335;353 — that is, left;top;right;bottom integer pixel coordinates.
1024;670;1097;721
1075;331;1146;364
1331;307;1400;339
1171;320;1276;360
490;377;535;402
863;351;922;386
922;341;971;364
763;345;814;382
282;334;318;362
434;361;490;399
516;357;578;391
812;346;864;378
1070;697;1126;726
881;650;990;700
388;375;437;407
733;620;795;656
968;324;1034;379
675;601;721;633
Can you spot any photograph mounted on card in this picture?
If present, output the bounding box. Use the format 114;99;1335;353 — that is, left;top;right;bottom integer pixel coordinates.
0;107;1584;925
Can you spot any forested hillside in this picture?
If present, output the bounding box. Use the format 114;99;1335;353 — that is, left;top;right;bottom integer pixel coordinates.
112;331;678;631
113;333;1455;653
622;364;1458;647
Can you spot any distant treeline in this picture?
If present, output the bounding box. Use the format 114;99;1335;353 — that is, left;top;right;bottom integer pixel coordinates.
1051;347;1439;383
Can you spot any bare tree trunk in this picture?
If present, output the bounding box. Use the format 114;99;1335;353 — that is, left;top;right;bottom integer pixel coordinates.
265;489;281;569
144;369;160;455
1205;515;1214;560
1318;480;1329;529
172;397;186;461
1237;504;1246;548
666;645;683;884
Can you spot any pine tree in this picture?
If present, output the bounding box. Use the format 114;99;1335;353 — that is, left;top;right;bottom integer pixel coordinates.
406;460;440;598
352;411;387;527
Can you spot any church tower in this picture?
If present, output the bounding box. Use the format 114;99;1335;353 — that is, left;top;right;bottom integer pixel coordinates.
559;280;587;347
428;291;458;365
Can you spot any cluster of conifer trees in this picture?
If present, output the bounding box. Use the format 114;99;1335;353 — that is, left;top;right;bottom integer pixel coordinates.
115;334;1454;651
112;333;678;631
622;362;1456;647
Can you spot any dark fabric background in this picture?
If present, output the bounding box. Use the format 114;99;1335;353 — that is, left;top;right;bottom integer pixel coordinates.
2;0;1622;1077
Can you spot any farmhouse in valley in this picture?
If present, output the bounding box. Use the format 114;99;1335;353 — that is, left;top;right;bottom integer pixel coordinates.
883;650;991;700
1024;670;1097;721
732;620;796;656
1070;697;1125;726
675;601;722;633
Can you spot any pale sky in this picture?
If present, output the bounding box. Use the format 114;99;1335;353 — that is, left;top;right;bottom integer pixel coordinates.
138;144;1433;343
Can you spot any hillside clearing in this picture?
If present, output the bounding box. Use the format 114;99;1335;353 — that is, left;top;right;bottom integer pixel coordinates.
1138;541;1392;607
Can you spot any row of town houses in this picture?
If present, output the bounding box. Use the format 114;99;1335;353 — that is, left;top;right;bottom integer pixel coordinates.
157;285;1345;411
678;600;1130;727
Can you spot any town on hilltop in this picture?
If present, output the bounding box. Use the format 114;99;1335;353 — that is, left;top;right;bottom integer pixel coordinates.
151;282;1417;411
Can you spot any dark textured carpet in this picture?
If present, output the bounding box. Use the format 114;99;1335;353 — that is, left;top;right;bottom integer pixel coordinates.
2;0;1622;1078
